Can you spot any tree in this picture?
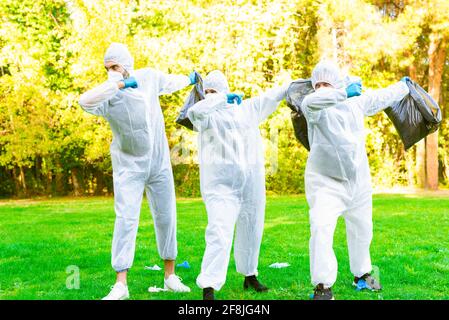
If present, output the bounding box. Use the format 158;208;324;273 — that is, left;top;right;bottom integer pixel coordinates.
0;0;447;198
397;0;449;190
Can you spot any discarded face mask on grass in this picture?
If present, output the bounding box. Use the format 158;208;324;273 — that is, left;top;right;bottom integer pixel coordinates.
269;262;290;268
144;264;162;271
148;286;168;293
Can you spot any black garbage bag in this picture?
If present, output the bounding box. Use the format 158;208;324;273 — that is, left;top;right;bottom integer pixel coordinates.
175;71;205;131
384;78;442;150
286;79;314;151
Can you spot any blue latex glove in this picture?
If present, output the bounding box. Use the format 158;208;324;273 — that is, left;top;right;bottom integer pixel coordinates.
226;93;243;105
189;71;197;85
345;82;362;98
122;77;138;89
176;261;191;269
355;279;368;291
401;76;410;83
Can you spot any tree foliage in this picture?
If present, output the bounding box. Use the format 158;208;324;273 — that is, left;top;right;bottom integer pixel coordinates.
0;0;447;197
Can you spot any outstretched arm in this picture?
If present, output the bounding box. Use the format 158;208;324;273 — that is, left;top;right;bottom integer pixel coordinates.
78;72;123;116
300;88;347;112
187;93;227;130
156;70;191;95
246;83;290;122
357;81;409;116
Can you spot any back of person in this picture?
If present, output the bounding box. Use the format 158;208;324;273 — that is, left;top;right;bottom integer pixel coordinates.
78;42;195;300
301;87;369;183
105;70;153;158
302;60;409;300
187;70;289;300
194;94;264;200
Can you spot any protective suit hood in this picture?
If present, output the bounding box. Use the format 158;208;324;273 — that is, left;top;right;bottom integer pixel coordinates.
104;42;134;73
311;60;344;90
203;70;230;94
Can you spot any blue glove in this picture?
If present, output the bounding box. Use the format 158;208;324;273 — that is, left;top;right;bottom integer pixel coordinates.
345;82;362;98
122;77;138;89
176;261;190;269
401;76;410;83
226;93;243;105
189;71;197;85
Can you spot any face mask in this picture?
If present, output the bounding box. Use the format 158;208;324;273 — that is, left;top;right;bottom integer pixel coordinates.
107;70;124;82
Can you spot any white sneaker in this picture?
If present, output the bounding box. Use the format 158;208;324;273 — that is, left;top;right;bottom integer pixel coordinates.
164;274;191;292
102;282;130;300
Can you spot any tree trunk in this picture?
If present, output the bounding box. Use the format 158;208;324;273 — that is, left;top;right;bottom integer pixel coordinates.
35;156;43;194
55;160;64;195
12;166;20;197
426;33;446;190
71;167;83;197
94;170;105;196
409;63;426;187
416;140;426;187
425;132;439;190
46;171;53;195
19;166;27;197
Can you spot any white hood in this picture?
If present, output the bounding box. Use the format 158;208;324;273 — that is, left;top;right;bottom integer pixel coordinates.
104;42;134;73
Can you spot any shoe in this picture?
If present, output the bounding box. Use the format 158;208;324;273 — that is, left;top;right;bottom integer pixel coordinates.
353;273;382;291
102;282;130;300
243;275;269;292
203;287;215;300
164;274;191;292
311;284;334;300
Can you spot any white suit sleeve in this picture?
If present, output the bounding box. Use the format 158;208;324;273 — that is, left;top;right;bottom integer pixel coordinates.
187;93;227;130
78;81;119;116
245;83;289;123
156;70;191;95
357;81;409;116
300;88;347;112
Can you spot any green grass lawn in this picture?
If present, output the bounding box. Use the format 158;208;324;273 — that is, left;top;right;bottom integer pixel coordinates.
0;194;448;300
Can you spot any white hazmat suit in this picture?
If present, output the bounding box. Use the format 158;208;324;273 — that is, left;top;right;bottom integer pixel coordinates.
300;61;409;288
187;70;289;290
78;43;191;272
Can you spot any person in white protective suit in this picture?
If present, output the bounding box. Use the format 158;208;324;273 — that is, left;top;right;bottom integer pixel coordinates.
187;70;290;300
78;43;195;300
300;61;410;300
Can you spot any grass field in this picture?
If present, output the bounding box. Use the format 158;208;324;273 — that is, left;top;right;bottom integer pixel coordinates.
0;194;448;300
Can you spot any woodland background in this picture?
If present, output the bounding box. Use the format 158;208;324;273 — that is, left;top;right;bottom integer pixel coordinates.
0;0;448;198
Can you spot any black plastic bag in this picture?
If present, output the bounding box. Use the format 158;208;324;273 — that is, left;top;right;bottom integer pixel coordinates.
175;71;205;131
384;79;442;150
286;79;314;151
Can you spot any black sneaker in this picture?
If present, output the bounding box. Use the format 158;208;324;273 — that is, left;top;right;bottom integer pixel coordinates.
311;284;334;300
353;273;382;291
243;275;269;292
203;287;215;300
